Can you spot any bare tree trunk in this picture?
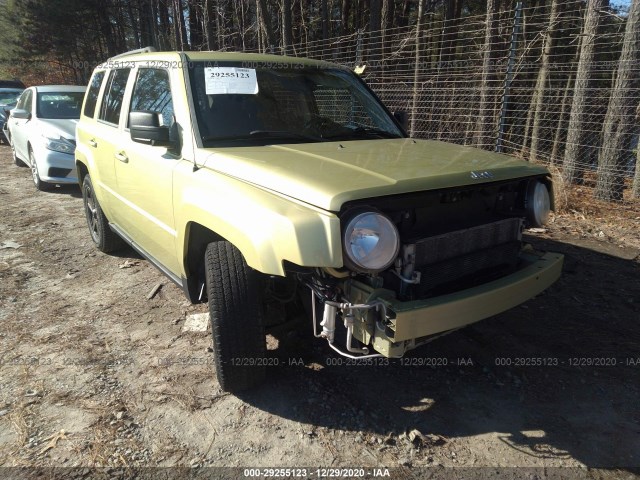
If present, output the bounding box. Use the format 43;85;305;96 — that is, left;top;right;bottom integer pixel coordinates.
562;0;603;185
189;1;204;49
283;0;293;53
238;0;246;51
203;0;215;50
530;0;561;162
410;0;425;137
98;5;118;56
138;0;155;48
475;0;499;149
439;0;463;71
128;0;141;48
341;0;351;35
172;0;188;50
157;0;171;50
551;73;574;164
257;0;276;51
595;0;640;201
380;0;392;73
321;0;329;40
215;0;224;50
370;0;382;66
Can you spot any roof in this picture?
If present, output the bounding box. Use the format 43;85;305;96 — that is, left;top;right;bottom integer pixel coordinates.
32;85;86;93
0;80;25;89
101;49;339;70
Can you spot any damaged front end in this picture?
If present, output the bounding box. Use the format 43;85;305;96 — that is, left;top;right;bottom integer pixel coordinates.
299;176;564;359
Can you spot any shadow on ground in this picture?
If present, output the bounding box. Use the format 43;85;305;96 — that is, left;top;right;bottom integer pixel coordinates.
240;238;640;471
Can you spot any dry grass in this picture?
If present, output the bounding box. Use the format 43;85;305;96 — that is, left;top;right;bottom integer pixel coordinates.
550;172;640;250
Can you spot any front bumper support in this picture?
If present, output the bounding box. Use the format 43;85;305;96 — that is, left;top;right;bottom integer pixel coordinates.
342;250;563;357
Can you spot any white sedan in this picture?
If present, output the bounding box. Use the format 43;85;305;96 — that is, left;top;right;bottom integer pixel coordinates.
9;85;86;190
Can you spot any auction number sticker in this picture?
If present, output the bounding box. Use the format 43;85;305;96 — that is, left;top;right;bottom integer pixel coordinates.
205;67;258;95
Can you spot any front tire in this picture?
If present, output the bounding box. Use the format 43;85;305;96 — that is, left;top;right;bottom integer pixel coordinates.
82;175;123;253
205;241;266;393
29;148;51;191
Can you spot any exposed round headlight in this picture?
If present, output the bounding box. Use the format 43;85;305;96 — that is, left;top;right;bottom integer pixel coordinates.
342;211;400;273
526;181;551;227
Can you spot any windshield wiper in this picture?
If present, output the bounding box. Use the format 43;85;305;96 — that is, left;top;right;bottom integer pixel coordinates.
202;130;323;143
322;126;402;140
249;130;324;142
349;127;403;139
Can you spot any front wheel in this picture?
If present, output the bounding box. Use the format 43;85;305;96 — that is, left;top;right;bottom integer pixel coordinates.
82;174;123;253
205;241;266;393
29;148;51;191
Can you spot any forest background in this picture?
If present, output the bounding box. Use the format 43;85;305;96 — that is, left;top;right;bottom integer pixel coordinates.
0;0;638;202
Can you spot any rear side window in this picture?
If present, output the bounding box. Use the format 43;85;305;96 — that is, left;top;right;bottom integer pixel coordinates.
99;68;130;125
83;71;105;118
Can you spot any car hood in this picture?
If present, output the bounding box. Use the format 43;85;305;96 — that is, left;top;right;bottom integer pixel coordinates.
201;139;549;211
38;118;78;142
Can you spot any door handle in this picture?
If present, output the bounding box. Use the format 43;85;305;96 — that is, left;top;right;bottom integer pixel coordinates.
88;139;97;148
115;152;129;163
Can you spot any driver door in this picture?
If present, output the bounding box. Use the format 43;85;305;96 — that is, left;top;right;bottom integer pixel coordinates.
113;67;180;275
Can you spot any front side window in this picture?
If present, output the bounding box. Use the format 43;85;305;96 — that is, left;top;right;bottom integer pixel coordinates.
99;68;130;125
188;62;403;147
129;69;174;128
37;92;85;119
16;90;32;111
83;71;105;118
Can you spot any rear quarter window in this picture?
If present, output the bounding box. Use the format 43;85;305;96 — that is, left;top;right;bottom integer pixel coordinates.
83;71;105;118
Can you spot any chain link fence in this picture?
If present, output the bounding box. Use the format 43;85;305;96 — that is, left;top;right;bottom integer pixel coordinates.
251;1;639;198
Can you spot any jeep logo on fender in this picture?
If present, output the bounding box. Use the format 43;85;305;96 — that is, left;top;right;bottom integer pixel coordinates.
470;170;494;179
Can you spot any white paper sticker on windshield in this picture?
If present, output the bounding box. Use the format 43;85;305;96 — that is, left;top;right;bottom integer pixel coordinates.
204;67;258;95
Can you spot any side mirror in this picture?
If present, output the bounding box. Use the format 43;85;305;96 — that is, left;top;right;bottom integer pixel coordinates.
129;111;171;146
11;108;31;120
393;111;408;131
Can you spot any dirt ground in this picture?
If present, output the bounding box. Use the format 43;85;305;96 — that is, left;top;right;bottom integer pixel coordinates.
0;145;639;479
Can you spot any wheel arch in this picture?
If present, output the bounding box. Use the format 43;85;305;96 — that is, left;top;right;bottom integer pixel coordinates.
183;221;226;302
76;160;89;187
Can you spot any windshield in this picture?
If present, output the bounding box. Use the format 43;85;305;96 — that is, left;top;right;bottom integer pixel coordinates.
37;91;85;119
188;62;403;147
0;89;23;105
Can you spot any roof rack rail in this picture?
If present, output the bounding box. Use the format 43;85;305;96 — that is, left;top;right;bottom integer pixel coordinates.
109;46;157;61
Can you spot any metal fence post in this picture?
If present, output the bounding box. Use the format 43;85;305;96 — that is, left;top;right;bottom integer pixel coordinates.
496;1;523;153
356;29;364;67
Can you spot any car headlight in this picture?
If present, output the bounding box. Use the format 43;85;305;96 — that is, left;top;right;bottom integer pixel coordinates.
45;136;75;154
342;210;400;273
525;180;551;227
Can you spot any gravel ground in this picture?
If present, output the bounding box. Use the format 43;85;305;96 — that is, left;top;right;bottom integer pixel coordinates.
0;145;639;479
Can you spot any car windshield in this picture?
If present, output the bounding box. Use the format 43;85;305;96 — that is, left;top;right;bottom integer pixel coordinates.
0;89;23;105
188;61;403;147
37;92;84;119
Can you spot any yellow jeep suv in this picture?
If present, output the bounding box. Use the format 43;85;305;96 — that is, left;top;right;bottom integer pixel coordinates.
76;48;563;393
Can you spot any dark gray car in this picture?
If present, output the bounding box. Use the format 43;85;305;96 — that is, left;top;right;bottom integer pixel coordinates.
0;87;25;144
